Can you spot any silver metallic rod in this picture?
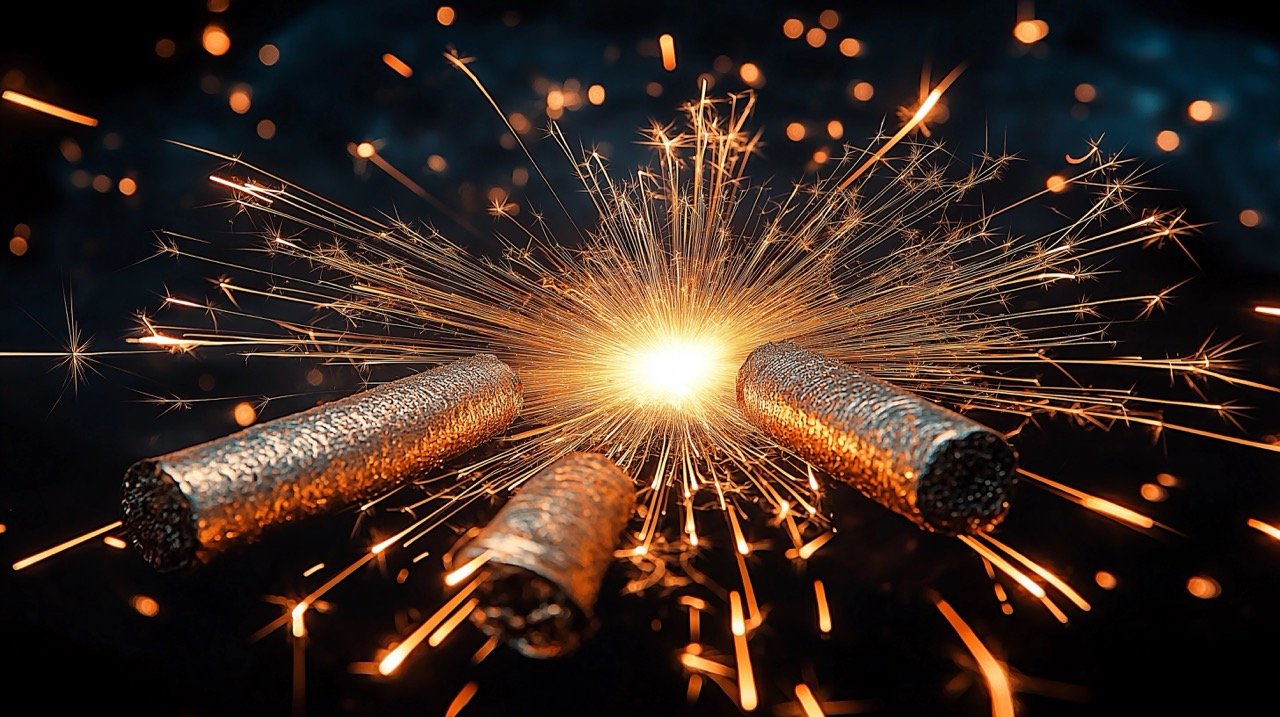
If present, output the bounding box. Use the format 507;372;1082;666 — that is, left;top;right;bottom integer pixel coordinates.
453;452;636;658
736;341;1016;535
122;354;522;570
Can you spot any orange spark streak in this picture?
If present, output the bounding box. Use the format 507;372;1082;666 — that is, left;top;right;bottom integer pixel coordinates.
680;652;736;678
959;536;1046;599
659;34;677;71
1255;306;1280;317
291;602;308;638
102;535;128;549
302;562;325;577
787;531;835;560
935;599;1015;717
2;90;99;127
382;53;414;78
1019;469;1156;529
444;549;492;586
814;580;832;634
1247;518;1280;541
980;535;1091;612
795;683;826;717
378;579;481;675
12;520;122;571
730;591;758;711
444;682;479;717
428;597;479;647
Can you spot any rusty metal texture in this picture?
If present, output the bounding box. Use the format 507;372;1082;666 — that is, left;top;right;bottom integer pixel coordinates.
456;452;635;658
736;341;1016;534
122;354;522;571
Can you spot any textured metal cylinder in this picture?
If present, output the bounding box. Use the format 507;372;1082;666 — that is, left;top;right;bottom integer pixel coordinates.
736;341;1016;534
122;354;522;571
455;452;635;658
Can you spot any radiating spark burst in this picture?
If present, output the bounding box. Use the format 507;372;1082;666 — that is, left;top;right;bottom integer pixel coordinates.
16;53;1278;712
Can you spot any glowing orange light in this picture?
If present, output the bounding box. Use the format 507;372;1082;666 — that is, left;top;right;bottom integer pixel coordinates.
659;34;677;71
838;38;862;57
812;149;829;165
1186;575;1221;599
60;139;82;162
1074;83;1096;102
202;25;231;56
233;401;257;427
1155;129;1180;152
851;81;874;101
805;27;827;48
13;521;123;571
445;682;479;717
118;177;137;196
1254;305;1280;317
302;562;325;577
795;683;825;717
291;602;308;637
1247;518;1280;541
935;599;1015;717
1013;19;1049;44
1187;99;1214;122
814;580;832;633
1;90;99;127
739;63;762;87
92;175;112;193
208;0;229;11
1156;472;1178;487
729;591;757;711
228;85;252;114
1239;209;1260;227
256;119;276;140
436;6;455;26
355;141;376;159
131;595;160;617
426;154;447;172
646;81;663;97
786;122;806;141
1046;174;1067;193
258;44;280;66
1095;571;1117;590
1140;483;1167;502
102;535;128;549
587;84;606;105
9;236;29;256
444;549;492;587
826;119;843;139
155;38;176;58
382;53;413;78
782;18;804;39
818;9;840;29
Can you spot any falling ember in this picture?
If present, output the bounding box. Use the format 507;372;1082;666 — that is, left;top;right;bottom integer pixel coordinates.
1186;576;1221;599
795;683;826;717
118;177;138;196
1;90;99;127
444;682;479;717
1094;571;1118;590
1155;129;1180;152
838;38;862;57
1013;19;1049;44
935;599;1015;717
659;34;677;71
436;5;456;26
103;535;128;549
1187;100;1214;122
382;53;414;78
202;25;231;56
729;591;758;711
1045;174;1067;193
850;81;874;101
9;236;28;256
805;27;827;49
782;18;804;40
1246;518;1280;541
131;595;161;617
232;401;256;426
302;562;325;577
1239;209;1261;228
739;63;762;87
786;122;806;141
814;580;832;634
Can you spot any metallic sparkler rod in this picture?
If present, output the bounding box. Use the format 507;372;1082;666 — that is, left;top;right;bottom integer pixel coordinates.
736;342;1016;535
453;452;635;658
122;354;522;571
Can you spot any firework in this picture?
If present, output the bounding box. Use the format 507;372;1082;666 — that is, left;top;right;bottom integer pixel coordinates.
121;354;522;570
737;341;1016;534
450;452;635;658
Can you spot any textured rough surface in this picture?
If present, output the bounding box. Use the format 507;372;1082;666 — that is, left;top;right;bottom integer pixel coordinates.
122;354;522;571
456;452;635;658
737;341;1016;534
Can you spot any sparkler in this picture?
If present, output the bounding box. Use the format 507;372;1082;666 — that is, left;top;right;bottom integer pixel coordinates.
121;354;521;570
7;22;1280;712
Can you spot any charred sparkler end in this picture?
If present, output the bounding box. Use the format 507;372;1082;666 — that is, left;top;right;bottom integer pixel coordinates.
453;452;635;658
122;354;522;571
736;341;1016;534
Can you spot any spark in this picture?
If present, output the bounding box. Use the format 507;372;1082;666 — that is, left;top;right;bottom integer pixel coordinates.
378;578;481;675
2;90;99;126
730;591;758;711
795;683;826;717
935;598;1015;717
814;579;833;634
382;53;414;78
12;521;123;571
1247;518;1280;541
444;682;478;717
443;549;492;586
659;34;677;71
302;562;326;577
1254;306;1280;317
102;535;128;550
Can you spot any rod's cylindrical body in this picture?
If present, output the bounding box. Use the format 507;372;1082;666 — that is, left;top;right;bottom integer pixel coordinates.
737;342;1016;535
455;452;635;658
122;354;522;571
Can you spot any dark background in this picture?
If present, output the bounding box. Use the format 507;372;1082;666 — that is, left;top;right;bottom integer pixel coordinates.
3;1;1279;714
